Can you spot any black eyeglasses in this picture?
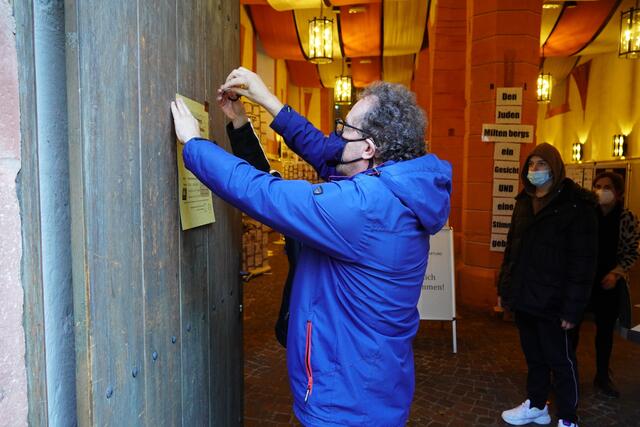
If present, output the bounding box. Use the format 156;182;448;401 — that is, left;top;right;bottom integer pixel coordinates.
334;118;372;142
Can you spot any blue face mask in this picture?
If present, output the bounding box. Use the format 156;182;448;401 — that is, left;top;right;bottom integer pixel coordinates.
527;170;552;187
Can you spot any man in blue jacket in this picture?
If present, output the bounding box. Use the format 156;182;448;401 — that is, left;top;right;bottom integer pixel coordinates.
171;67;452;426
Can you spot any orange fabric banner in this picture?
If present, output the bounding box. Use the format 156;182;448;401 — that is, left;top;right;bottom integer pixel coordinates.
339;3;381;58
331;0;380;5
286;60;322;88
249;5;305;60
304;92;313;116
571;60;591;114
383;1;428;56
383;55;415;88
351;57;381;87
544;0;620;57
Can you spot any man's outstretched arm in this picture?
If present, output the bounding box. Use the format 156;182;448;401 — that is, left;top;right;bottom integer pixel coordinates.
219;68;345;179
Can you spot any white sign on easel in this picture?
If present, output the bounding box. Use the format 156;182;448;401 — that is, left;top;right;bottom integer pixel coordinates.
417;227;457;353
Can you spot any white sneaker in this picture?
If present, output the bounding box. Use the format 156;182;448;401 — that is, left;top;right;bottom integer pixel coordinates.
501;399;552;425
557;420;578;427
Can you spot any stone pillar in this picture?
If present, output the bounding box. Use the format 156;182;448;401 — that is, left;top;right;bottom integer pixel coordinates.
427;0;467;243
459;0;541;308
0;1;29;424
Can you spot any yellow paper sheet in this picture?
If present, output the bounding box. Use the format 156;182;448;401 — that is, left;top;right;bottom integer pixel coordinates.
176;94;216;230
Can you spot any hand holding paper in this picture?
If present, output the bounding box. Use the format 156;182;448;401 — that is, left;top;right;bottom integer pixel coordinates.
171;97;201;143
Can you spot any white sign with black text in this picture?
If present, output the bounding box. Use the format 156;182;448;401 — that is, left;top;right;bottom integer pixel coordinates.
491;215;512;235
495;106;522;124
490;233;508;252
494;143;521;162
493;179;519;198
482;124;534;143
493;160;520;180
496;87;523;106
493;197;516;216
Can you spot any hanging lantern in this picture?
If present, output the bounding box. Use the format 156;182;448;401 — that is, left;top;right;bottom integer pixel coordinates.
537;46;552;103
619;3;640;59
308;9;333;65
334;76;352;105
537;72;552;103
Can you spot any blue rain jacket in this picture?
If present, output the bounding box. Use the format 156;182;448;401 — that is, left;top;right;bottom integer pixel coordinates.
183;106;452;426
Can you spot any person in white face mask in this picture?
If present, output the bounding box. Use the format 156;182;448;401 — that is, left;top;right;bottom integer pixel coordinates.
573;172;640;398
498;143;599;427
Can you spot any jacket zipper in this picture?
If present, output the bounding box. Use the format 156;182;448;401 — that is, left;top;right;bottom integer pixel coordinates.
304;320;313;402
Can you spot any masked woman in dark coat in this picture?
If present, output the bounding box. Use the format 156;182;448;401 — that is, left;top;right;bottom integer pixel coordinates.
575;172;640;398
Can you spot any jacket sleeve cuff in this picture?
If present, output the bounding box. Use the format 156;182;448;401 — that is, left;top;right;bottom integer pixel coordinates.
270;104;294;134
185;137;212;145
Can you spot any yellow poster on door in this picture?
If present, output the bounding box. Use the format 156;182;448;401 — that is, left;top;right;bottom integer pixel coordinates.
176;94;216;230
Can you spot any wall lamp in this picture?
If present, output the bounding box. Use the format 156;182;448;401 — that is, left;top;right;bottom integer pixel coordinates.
572;142;583;162
613;134;627;158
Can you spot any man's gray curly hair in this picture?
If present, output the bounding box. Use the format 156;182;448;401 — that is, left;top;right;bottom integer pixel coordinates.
358;81;427;163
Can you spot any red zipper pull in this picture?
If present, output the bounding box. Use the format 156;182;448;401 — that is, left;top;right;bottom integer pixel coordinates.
304;321;313;403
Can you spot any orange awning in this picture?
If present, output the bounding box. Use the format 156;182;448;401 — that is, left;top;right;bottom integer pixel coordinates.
248;5;305;60
543;0;620;57
317;61;345;88
267;0;324;10
331;0;381;6
339;3;381;58
383;1;428;56
351;57;381;87
383;54;415;87
286;60;322;88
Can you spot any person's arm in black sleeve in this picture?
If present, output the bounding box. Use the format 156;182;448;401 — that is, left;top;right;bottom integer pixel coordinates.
561;200;598;325
497;201;519;308
497;218;514;299
226;121;270;173
218;87;271;173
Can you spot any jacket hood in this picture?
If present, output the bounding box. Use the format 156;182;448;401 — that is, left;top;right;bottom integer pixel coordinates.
377;154;452;234
521;142;566;194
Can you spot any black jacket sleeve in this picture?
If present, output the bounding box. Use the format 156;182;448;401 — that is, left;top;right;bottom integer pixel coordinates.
497;200;521;303
561;199;598;323
497;221;514;299
226;121;271;173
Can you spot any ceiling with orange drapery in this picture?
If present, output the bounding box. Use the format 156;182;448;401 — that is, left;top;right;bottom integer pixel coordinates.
539;0;635;87
242;0;635;90
243;0;429;89
542;0;622;57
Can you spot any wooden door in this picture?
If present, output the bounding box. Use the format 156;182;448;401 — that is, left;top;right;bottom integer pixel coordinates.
65;0;242;424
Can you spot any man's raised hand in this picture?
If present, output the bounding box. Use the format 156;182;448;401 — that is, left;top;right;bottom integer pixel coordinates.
171;97;201;144
220;67;284;117
217;88;249;129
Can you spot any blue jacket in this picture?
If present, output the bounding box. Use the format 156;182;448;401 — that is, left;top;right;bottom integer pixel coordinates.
183;106;452;426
